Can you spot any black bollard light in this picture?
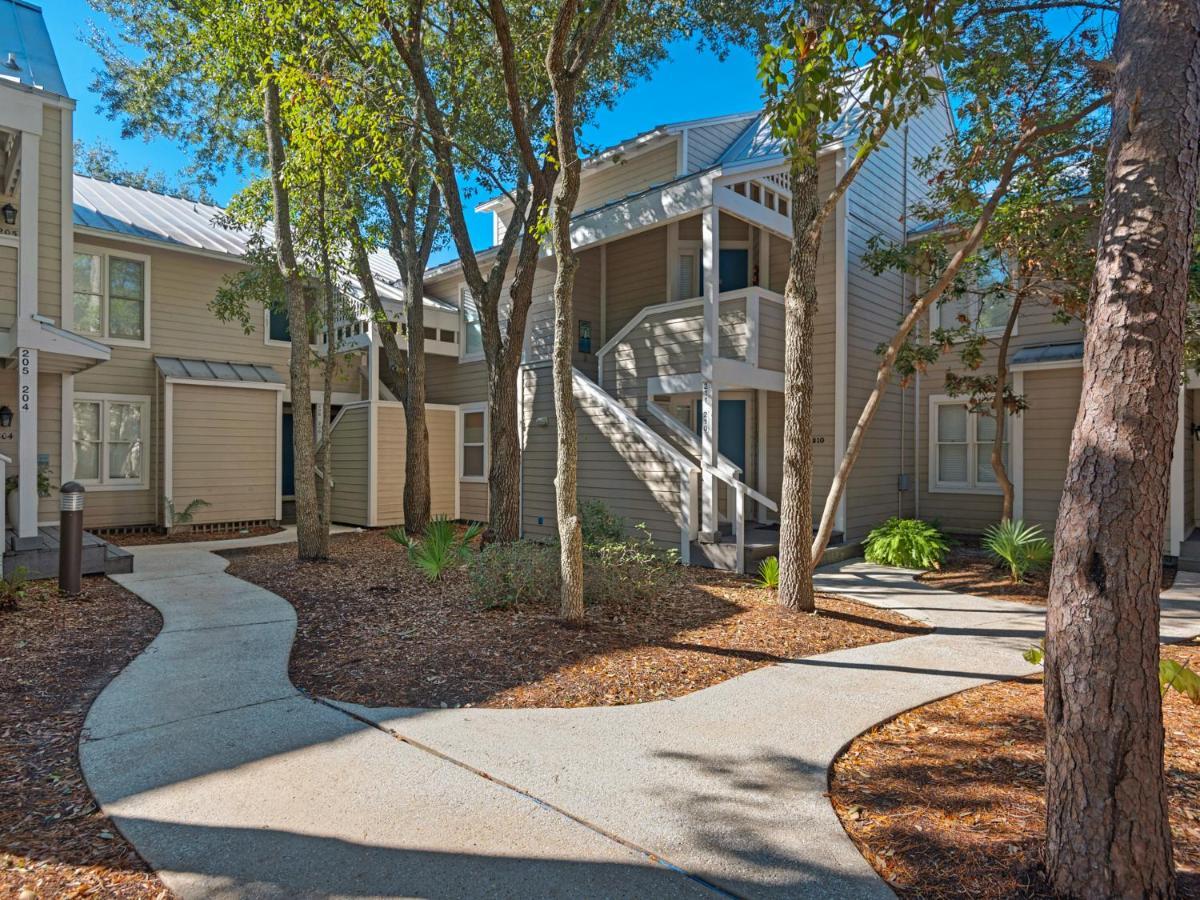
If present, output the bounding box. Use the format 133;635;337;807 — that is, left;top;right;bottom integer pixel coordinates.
59;482;85;595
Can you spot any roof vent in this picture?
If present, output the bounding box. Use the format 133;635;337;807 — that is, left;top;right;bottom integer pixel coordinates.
3;53;20;72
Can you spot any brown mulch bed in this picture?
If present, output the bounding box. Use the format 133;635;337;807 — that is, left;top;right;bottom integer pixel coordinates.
108;525;285;547
917;549;1051;605
222;530;929;709
917;548;1176;606
830;638;1200;899
0;578;171;898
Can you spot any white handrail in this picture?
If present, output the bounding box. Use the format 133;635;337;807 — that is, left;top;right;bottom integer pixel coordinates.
702;463;778;575
596;296;703;385
646;400;742;478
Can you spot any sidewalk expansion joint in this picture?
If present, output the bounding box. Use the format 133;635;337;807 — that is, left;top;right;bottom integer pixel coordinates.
161;617;295;635
81;692;300;744
314;695;742;899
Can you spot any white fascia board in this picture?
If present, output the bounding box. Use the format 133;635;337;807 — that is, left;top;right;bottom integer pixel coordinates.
569;172;710;249
715;189;793;241
713;358;784;392
165;377;285;391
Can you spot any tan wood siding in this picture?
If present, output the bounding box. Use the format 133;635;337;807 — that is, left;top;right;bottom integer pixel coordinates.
329;404;370;525
521;366;685;549
0;244;16;330
604;227;668;339
459;481;488;522
373;404;458;525
170;384;279;525
758;300;785;371
425;354;488;406
576;142;679;214
843;102;954;541
38;106;63;323
1021;367;1082;535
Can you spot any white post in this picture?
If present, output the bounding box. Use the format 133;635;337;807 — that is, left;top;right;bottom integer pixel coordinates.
16;347;38;543
1169;384;1186;556
746;289;760;368
700;202;720;537
368;326;380;403
734;485;745;574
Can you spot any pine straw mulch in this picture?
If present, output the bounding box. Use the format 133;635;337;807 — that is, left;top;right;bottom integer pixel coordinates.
917;548;1176;607
221;530;929;709
1;577;171;899
106;525;284;547
830;637;1200;899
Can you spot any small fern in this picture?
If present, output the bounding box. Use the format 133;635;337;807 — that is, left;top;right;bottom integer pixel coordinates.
863;518;949;570
757;555;780;589
165;497;211;526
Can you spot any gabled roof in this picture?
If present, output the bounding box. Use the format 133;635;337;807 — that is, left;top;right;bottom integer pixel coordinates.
0;0;68;98
72;175;454;311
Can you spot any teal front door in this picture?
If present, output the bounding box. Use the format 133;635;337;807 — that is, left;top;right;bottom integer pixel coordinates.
695;398;747;472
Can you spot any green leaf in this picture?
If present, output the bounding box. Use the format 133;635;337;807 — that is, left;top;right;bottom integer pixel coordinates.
1160;659;1200;704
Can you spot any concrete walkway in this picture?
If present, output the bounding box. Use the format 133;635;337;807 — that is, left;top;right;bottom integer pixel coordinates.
80;538;1200;900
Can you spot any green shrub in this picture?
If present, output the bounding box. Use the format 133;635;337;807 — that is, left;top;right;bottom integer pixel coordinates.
579;499;625;545
468;540;558;608
583;523;679;604
0;566;29;609
758;556;780;590
983;519;1052;583
863;518;950;570
389;516;483;581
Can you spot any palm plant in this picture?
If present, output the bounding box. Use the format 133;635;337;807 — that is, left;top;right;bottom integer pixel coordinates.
758;555;780;589
863;518;950;570
982;519;1052;583
388;516;483;581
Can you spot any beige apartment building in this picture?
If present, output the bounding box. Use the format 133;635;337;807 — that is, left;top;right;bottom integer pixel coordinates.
4;0;1195;577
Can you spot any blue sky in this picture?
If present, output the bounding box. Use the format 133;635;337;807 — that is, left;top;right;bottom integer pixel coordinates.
48;1;766;265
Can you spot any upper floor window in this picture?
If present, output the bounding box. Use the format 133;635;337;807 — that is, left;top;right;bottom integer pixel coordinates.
930;398;1008;493
73;249;149;344
460;288;483;360
73;394;148;489
460;404;487;480
267;306;291;343
933;256;1013;336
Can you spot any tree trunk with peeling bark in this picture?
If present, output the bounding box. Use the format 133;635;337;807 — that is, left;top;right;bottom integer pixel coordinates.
778;152;820;612
263;76;324;561
1044;1;1200;894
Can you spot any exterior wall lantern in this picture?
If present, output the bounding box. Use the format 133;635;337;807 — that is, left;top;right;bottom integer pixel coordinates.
1;203;15;226
0;407;11;428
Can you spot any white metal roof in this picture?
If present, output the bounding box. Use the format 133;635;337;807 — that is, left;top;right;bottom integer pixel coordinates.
73;175;453;311
155;355;285;384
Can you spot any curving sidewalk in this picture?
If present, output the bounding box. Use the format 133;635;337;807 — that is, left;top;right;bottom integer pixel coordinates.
81;535;1200;899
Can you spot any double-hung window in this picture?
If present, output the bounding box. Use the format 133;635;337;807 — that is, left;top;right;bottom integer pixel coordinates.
931;398;1009;492
73;395;149;488
460;405;487;481
460;288;484;360
932;255;1014;337
73;249;149;344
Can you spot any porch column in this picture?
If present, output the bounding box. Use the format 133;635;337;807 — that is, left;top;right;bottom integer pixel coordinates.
700;202;720;537
1169;383;1186;556
16;347;38;544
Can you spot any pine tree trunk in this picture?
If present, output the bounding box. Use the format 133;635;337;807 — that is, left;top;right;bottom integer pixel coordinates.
262;76;323;561
1044;2;1200;895
403;256;431;534
778;154;820;612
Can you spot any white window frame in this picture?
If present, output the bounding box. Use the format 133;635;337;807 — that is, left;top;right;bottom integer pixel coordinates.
928;394;1009;495
264;306;291;347
71;392;151;491
72;244;152;348
928;255;1017;340
459;286;485;362
458;402;488;483
674;239;702;301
